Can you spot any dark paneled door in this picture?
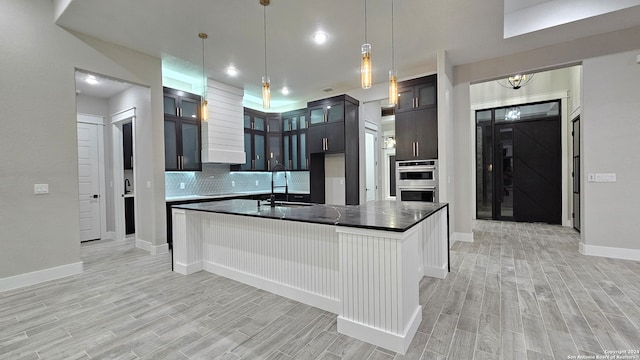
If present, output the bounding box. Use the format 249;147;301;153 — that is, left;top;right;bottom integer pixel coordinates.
572;116;580;231
494;119;561;224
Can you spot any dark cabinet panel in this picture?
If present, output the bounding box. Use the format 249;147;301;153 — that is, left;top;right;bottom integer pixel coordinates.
394;75;438;161
123;123;133;169
324;122;345;153
308;125;326;154
125;197;135;235
163;87;202;171
394;112;414;161
414;107;438;160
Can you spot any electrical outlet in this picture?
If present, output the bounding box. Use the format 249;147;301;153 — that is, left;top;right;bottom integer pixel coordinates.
255;180;259;186
232;181;235;187
146;181;151;189
180;182;185;190
34;184;49;195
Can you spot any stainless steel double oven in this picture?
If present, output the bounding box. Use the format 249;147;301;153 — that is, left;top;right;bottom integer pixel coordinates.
396;160;438;203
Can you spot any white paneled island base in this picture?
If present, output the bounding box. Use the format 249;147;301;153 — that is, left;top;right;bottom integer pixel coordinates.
172;202;449;354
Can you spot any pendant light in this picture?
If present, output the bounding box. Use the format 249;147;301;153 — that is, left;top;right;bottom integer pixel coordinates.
198;32;208;121
388;0;397;105
361;0;372;89
497;73;534;90
261;0;271;109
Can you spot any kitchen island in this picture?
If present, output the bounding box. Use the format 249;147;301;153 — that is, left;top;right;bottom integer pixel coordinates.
171;199;449;354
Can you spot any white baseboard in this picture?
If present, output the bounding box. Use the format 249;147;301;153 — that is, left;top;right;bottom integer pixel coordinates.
452;232;474;243
174;261;203;275
423;263;448;279
203;261;341;314
136;239;169;255
0;261;84;293
337;305;422;355
579;242;640;262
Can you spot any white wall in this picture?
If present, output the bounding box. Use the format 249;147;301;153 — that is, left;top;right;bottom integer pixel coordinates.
0;0;165;281
582;50;640;253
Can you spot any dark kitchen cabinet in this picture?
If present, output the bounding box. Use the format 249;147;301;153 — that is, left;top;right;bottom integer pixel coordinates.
307;94;360;205
395;75;436;113
308;95;356;155
125;197;135;235
163;87;202;171
233;109;266;171
123;122;133;169
282;109;308;170
395;75;438;161
267;114;282;171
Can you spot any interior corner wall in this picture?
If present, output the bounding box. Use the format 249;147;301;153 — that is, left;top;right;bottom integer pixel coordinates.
437;50;455;236
582;49;640;252
452;82;473;236
108;86;157;246
0;0;164;281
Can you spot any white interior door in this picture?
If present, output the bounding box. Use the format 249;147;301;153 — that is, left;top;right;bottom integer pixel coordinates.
365;131;377;202
77;122;101;241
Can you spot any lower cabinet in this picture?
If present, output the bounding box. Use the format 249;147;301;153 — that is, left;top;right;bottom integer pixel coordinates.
125;197;135;235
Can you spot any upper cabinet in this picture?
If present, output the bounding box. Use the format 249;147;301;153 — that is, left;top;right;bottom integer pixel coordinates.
307;95;357;155
233;109;266;171
395;76;436;113
163;87;202;171
395;75;438;161
266;114;282;171
282;109;308;170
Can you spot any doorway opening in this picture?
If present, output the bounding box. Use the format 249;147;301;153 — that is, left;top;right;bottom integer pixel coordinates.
476;100;562;224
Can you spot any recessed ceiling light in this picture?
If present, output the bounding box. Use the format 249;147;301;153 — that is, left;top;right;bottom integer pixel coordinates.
312;32;328;45
281;87;290;95
226;66;239;76
85;74;99;85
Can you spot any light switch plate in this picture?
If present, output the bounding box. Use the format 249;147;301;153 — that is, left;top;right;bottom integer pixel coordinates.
595;173;616;182
34;183;49;194
255;180;259;186
146;181;151;189
180;182;185;189
232;181;235;187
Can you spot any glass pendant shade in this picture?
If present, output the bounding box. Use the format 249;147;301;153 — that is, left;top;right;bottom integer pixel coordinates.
201;99;208;121
388;70;398;105
361;43;372;89
262;76;271;109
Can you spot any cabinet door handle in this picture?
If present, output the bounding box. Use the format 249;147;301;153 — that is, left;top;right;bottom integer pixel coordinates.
268;161;270;171
180;155;184;170
252;159;255;170
306;158;309;169
415;98;419;108
412;142;416;157
289;160;293;169
326;137;329;151
416;142;419;157
131;156;133;167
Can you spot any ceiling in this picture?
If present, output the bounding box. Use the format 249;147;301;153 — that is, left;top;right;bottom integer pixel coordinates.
75;71;133;98
56;0;640;109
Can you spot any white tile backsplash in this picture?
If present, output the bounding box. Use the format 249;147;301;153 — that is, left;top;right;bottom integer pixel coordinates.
165;163;309;197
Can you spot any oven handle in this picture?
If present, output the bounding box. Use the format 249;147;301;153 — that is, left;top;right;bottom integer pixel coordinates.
398;185;436;190
397;166;436;173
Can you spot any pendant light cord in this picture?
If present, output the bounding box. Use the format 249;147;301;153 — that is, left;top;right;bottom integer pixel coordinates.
264;5;268;76
391;0;395;70
201;36;206;97
364;0;368;43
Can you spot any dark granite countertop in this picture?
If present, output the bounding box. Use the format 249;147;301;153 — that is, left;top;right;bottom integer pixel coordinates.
172;199;448;232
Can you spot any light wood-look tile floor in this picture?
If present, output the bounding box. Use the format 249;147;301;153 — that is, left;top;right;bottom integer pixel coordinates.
2;221;640;360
